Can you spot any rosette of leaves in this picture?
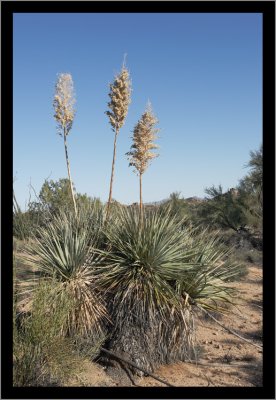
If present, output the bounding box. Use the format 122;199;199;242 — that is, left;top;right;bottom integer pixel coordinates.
17;207;109;340
95;206;239;374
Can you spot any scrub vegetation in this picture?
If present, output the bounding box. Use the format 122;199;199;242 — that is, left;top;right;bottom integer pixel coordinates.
13;59;262;386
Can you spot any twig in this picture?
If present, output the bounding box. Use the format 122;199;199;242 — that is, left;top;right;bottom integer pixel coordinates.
186;360;260;369
100;347;175;387
195;304;263;350
29;181;41;203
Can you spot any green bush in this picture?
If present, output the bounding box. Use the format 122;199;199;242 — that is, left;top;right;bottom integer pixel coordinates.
13;280;82;387
17;205;108;339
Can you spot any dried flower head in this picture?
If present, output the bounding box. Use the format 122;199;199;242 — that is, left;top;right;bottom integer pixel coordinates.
105;66;131;132
127;102;159;175
53;73;76;136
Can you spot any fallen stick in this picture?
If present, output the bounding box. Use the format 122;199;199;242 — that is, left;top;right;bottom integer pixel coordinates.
195;304;263;350
100;347;175;387
186;360;260;369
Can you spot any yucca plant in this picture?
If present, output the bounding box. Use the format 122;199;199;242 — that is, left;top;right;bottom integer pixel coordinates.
95;206;239;374
53;73;78;216
105;60;131;220
17;207;109;340
126;102;159;216
173;226;240;314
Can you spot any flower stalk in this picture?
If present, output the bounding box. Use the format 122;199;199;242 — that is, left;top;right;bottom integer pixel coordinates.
126;102;159;217
53;73;77;216
105;61;131;220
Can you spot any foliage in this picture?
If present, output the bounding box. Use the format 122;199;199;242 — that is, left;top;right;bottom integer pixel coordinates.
17;206;108;339
30;178;101;216
13;179;103;240
196;185;247;232
13;209;33;241
13;190;41;240
173;226;240;310
159;192;190;221
13;280;82;387
161;145;263;235
241;144;263;192
95;206;239;373
238;144;263;233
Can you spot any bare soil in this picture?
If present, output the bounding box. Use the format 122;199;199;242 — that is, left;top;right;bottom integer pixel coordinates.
67;263;263;387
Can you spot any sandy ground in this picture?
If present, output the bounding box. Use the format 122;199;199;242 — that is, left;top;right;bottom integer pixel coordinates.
67;263;263;387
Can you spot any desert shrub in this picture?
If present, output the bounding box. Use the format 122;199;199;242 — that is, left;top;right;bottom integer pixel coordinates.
95;206;239;374
13;210;30;240
28;178;103;227
17;206;109;340
196;185;247;232
229;247;262;268
159;192;190;221
13;280;82;387
238;144;262;234
220;229;262;268
13;208;40;241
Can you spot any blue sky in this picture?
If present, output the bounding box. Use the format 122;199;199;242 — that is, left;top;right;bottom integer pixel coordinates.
13;13;262;209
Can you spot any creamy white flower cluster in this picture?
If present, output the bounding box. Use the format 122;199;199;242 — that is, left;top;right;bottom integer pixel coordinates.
106;68;131;132
53;73;76;136
127;104;159;175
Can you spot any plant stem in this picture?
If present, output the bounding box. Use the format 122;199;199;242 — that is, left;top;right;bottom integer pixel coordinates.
139;172;143;217
195;304;262;350
106;128;118;220
63;129;77;216
13;190;21;214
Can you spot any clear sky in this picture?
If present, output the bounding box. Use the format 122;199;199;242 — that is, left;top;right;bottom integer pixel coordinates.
13;12;262;209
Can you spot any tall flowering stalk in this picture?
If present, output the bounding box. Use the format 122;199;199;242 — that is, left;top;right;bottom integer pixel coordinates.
53;73;77;216
105;61;131;220
126;102;159;215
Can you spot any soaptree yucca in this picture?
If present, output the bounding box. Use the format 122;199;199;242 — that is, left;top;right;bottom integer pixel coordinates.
17;207;108;340
105;60;131;220
53;73;77;216
126;102;159;215
95;206;239;374
173;226;240;313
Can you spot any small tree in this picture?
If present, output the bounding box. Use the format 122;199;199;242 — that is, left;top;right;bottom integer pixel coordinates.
53;73;77;216
238;144;263;233
105;60;131;220
126;103;159;215
199;185;247;232
36;179;74;214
